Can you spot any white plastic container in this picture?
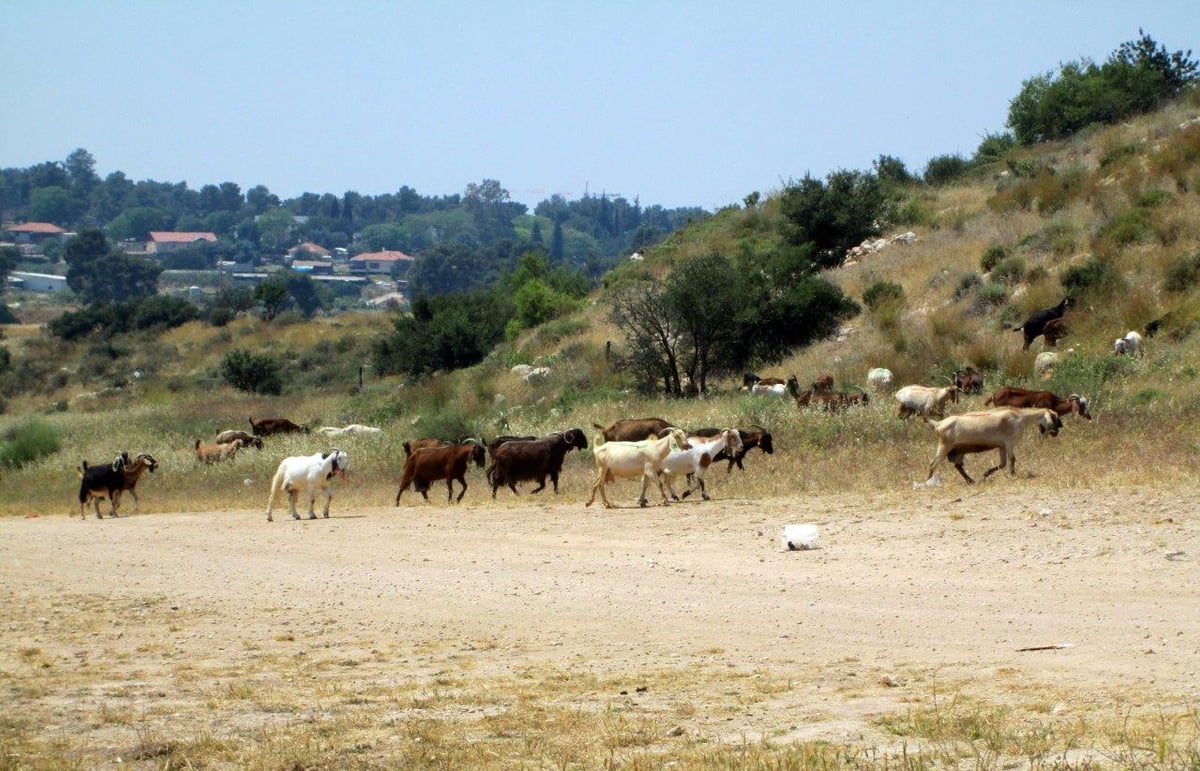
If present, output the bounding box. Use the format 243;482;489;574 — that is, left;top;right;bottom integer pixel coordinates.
781;523;819;550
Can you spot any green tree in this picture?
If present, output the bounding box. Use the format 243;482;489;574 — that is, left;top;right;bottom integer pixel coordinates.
62;229;161;305
26;186;70;223
0;245;17;295
106;206;171;241
779;170;885;268
372;291;510;377
1008;32;1198;145
662;252;753;394
254;274;292;320
220;349;282;395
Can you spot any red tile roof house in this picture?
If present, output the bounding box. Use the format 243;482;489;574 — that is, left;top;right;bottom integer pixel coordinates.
147;231;218;254
349;250;415;275
288;242;331;260
6;222;67;245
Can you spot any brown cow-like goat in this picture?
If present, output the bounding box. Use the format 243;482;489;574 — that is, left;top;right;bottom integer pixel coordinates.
984;386;1092;420
395;439;486;504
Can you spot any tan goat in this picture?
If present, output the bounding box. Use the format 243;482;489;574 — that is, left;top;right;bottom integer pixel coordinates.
195;438;243;464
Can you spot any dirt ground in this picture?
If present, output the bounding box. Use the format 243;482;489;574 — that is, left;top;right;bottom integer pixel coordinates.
2;481;1198;763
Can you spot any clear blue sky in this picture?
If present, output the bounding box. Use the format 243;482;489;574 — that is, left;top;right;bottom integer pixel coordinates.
3;2;1196;211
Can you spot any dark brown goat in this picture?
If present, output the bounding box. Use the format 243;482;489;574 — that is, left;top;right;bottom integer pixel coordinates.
249;417;309;436
984;386;1091;419
952;367;985;395
395;440;487;504
592;417;674;443
488;429;589;498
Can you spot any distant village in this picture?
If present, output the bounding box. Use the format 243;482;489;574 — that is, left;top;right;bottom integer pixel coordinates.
2;221;410;307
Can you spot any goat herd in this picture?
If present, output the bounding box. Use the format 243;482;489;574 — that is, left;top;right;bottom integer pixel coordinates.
75;359;1092;522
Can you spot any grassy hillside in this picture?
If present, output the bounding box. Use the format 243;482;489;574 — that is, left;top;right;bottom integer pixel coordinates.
2;96;1200;516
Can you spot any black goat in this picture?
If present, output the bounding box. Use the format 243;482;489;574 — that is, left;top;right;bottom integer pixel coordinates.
78;453;128;519
1014;297;1074;350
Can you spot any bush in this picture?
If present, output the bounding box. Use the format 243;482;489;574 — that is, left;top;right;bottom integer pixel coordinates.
990;256;1026;285
980;245;1011;272
954;272;982;300
923;154;971;185
862;281;905;312
0;418;61;469
1165;250;1200;293
219;349;283;395
1061;256;1126;299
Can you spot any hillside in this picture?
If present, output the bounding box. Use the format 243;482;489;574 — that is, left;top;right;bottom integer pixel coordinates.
2;95;1200;508
2;96;1200;771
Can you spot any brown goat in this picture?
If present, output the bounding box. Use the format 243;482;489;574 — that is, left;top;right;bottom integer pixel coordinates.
592;417;673;443
396;440;486;504
984;387;1091;420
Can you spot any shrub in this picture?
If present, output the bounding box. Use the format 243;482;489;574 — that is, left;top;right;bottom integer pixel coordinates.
1137;189;1173;208
990;256;1026;285
954;272;982;300
0;418;61;469
219;349;283;395
923;154;971;185
862;281;905;312
1165;250;1200;293
1061;256;1126;299
973;281;1009;313
980;245;1011;272
1097;209;1153;248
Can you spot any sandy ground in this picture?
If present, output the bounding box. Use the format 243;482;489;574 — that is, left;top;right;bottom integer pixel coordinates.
1;481;1198;761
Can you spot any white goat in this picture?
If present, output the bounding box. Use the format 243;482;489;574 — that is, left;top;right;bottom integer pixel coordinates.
924;408;1062;485
1114;330;1143;356
265;449;350;522
316;424;384;437
894;384;960;419
866;367;894;392
660;428;743;501
585;428;690;508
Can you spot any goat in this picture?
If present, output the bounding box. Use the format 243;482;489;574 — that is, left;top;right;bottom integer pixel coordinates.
952;366;985;395
796;386;870;412
924;407;1063;484
592;417;674;443
77;453;128;519
316;424;384;437
395;439;486;504
215;429;263;449
1034;351;1059;377
866;367;894;392
585;427;691;508
265;449;350;522
249;416;309;436
810;372;835;392
894;384;960;419
1114;330;1143;356
686;425;774;473
1014;297;1074;350
660;428;743;501
195;438;243;464
1042;317;1068;347
984;386;1091;420
488;429;589;498
111;452;159;514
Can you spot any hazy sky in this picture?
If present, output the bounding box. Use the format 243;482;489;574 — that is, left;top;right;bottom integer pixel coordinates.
3;2;1197;211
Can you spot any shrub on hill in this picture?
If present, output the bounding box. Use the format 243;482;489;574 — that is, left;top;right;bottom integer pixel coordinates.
0;418;61;469
219;349;283;395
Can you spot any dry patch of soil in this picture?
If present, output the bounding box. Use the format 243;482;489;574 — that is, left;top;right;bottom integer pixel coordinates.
2;483;1197;766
